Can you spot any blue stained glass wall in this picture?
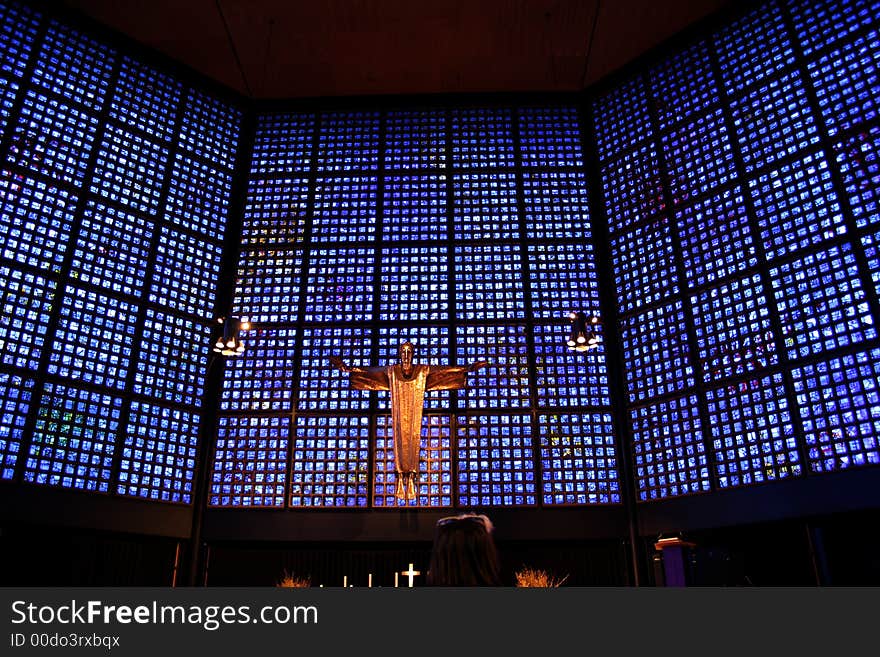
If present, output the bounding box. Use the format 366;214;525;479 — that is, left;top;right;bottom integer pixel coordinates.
0;0;241;502
597;0;880;501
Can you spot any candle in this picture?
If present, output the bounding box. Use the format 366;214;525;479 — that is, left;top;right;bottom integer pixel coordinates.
395;572;399;587
343;575;347;587
368;573;373;588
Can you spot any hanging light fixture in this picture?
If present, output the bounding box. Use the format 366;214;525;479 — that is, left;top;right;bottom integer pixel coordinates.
213;316;249;356
567;311;600;352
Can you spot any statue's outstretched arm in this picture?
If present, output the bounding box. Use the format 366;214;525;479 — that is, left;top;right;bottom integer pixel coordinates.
425;360;489;391
329;356;389;390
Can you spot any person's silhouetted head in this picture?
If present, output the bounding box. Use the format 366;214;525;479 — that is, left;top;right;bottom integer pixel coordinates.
427;513;501;586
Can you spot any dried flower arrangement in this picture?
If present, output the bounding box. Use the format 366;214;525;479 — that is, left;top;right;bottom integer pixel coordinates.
514;567;568;587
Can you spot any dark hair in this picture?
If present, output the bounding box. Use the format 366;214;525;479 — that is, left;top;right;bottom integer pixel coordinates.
426;514;501;586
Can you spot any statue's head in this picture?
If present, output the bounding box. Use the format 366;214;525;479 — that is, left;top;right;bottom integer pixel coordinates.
399;341;415;375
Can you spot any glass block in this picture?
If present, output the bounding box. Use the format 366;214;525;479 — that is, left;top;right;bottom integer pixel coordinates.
374;414;452;508
791;348;880;473
33;20;113;109
298;325;372;412
312;176;378;242
251;113;316;175
663;108;736;204
861;228;880;300
706;372;801;488
110;56;182;142
450;108;515;168
833;125;880;229
8;90;99;186
24;383;122;492
316;111;380;172
209;415;288;507
528;242;600;319
118;402;198;504
534;321;610;407
178;89;241;171
90;126;169;214
0;171;75;274
677;186;758;288
133;309;210;408
376;326;452;411
70;201;153;298
538;412;620;505
219;327;297;413
621;300;694;403
454;244;525;320
456;324;530;410
150;224;222;319
0;372;34;480
601;144;665;233
385;109;446;170
522;171;590;240
302;247;375;323
378;245;449;322
692;273;778;382
290;415;370;508
611;217;679;315
749;151;846;259
593;76;652;161
0;0;39;78
649;40;719;131
49;286;138;390
789;0;880;57
232;249;303;324
457;414;536;506
164;152;233;238
771;243;876;360
241;177;310;247
452;172;520;241
0;76;19;136
631;394;710;501
0;265;55;370
382;174;447;241
518;106;584;167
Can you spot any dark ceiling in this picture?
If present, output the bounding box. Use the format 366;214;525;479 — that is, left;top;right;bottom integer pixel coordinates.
59;0;732;99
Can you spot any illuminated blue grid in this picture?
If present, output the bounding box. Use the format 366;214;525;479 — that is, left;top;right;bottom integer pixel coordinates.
593;77;652;161
631;395;710;501
241;178;310;246
0;172;75;274
538;413;619;505
663;108;736;204
178;89;241;171
119;402;198;504
298;326;372;412
302;247;375;323
621;300;694;402
792;348;880;473
149;224;222;318
706;372;801;488
24;383;122;492
164;152;233;238
522;171;590;240
378;245;449;322
601;144;665;233
789;0;880;57
450;108;515;168
677;187;758;288
209;415;288;507
377;326;452;411
251;113;315;175
33;21;113;110
374;414;452;508
861;228;880;300
312;176;378;242
527;243;600;319
456;324;530;410
0;372;34;480
0;265;55;370
219;327;297;413
692;274;778;382
385;110;446;170
452;173;520;241
8;91;98;186
533;321;610;407
382;175;447;241
290;415;370;508
133;309;210;408
110;57;182;142
457;414;536;507
90;126;169;214
749;151;846;260
518;107;584;167
232;249;303;324
0;0;39;78
316;111;380;172
714;1;795;94
454;244;525;320
0;75;19;135
809;30;880;136
71;201;153;298
731;71;819;172
833;125;880;230
611;218;679;315
49;286;138;390
649;40;719;131
771;243;876;360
